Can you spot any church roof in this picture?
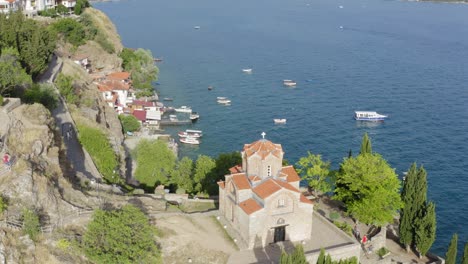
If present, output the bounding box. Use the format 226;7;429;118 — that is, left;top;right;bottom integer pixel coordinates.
239;198;263;215
232;173;251;190
300;194;314;205
229;165;243;174
243;139;283;160
217;181;225;189
253;178;299;199
281;165;301;182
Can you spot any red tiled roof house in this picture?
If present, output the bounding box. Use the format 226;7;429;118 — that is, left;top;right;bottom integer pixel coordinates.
218;135;313;249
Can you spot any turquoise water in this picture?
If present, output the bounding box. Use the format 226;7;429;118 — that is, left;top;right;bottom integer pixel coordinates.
95;0;468;257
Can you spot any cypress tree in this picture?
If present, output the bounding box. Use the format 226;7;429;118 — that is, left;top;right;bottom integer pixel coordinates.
462;241;468;264
317;248;326;264
414;202;436;258
414;166;428;219
280;250;291;264
359;133;372;155
445;233;458;264
291;244;307;264
399;163;418;250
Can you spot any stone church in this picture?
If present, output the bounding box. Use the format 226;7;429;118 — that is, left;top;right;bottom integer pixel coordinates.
218;135;314;249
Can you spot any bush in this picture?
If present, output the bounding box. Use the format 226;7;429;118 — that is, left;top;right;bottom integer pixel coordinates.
22;83;58;110
329;211;340;221
56;4;69;15
52;18;86;46
377;247;390;258
95;34;115;54
39;8;57;17
119;114;141;133
76;123;120;184
0;196;7;214
333;221;353;237
0;95;3;106
55;73;78;104
22;208;41;242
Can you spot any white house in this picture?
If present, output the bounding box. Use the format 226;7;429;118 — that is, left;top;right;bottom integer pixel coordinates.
97;80;132;113
57;0;74;8
72;54;90;72
21;0;56;14
0;0;19;13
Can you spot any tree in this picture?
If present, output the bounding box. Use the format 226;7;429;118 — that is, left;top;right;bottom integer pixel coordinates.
57;4;68;15
296;152;332;196
22;83;58;110
445;233;458;264
0;196;7;215
212;151;242;182
55;73;77;104
134;139;176;189
290;244;307;264
462;241;468;264
399;163;418;250
317;248;326;264
414;202;436;257
334;153;402;226
170;157;194;194
119;48;159;96
280;250;292;264
83;205;160;264
359;132;372;155
119;114;141;133
0;48;32;96
22;208;40;242
193;155;216;195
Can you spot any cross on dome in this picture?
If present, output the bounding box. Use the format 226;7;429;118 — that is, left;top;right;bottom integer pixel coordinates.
261;132;266;139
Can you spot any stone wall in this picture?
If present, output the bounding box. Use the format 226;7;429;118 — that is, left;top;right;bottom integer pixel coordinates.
305;242;361;263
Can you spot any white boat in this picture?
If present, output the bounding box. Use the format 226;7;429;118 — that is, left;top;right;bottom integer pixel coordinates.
274;119;287;124
175;106;192;113
169;115;178;121
180;137;200;145
354;111;387;121
217;97;227;100
283;80;297;86
217;99;231;104
178;131;201;138
242;68;252;73
190;112;200;121
186;129;203;137
194;26;201;29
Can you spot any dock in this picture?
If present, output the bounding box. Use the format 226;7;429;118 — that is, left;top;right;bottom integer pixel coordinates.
159;119;192;126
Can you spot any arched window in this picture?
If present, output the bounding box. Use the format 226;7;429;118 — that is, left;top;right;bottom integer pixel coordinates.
267;165;272;177
277;218;285;225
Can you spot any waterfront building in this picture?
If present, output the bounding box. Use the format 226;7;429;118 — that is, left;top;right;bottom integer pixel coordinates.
21;0;56;15
218;133;314;249
0;0;19;13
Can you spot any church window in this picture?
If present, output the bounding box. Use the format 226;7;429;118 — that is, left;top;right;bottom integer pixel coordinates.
278;198;286;208
267;165;271;177
277;218;285;225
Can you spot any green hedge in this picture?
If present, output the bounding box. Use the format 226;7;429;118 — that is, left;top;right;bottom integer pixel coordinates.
76;124;119;183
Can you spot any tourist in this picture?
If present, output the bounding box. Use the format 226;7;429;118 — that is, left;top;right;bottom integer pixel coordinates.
3;153;11;170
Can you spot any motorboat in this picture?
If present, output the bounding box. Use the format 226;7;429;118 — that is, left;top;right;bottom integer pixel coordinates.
208;86;214;90
217;97;227;100
274;119;287;124
186;129;203;137
283;80;297;86
180;137;200;145
163;97;174;101
354;111;387;121
217;99;231;105
169;115;178;121
190;112;200;121
242;68;252;73
175;106;192;113
178;130;202;138
194;26;201;29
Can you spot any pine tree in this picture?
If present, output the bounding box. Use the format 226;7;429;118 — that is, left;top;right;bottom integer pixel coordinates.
414;202;436;258
461;241;468;264
359;133;372;155
316;248;326;264
291;244;307;264
445;233;458;264
399;163;418;250
280;250;292;264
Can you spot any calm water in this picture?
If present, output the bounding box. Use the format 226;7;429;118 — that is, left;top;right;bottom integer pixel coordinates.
94;0;468;257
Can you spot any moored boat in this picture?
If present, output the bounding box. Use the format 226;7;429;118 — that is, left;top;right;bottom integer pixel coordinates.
354;111;387;121
283;79;297;86
274;119;287;124
242;68;252;73
175;106;192;113
217;99;231;105
178;129;202;138
180;137;200;145
190;112;200;121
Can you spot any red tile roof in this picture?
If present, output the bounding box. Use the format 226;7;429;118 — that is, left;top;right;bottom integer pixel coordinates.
231;174;251;190
239;198;263;215
107;71;130;80
132;100;155;107
218;181;225;189
300;194;314;205
98;80;130;91
98;83;113;92
281;166;301;182
229;165;243;174
243;140;283;160
249;175;261;182
253;179;299;199
132;110;146;122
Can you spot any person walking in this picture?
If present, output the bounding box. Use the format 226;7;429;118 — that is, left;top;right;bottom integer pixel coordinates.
3;153;11;170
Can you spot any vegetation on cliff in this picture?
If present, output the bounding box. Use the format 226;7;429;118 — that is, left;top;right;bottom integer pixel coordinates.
119;48;159;96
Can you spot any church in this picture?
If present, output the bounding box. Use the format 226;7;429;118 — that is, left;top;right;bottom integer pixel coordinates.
218;134;314;249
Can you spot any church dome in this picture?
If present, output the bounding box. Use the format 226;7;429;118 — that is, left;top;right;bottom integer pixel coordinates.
243;139;283;160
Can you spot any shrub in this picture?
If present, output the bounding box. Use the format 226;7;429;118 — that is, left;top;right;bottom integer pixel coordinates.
0;196;7;214
118;114;141;133
39;8;57;17
52;18;86;46
55;73;77;104
76;123;119;184
333;221;353;237
56;4;69;15
329;211;340;221
377;247;390;258
0;95;3;106
22;208;41;242
22;83;58;110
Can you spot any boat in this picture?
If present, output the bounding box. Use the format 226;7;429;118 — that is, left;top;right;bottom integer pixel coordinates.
186;129;203;137
283;80;297;86
194;26;201;29
169;115;178;121
354;111;387;121
178;129;202;138
190;112;200;121
217;99;231;105
242;68;252;73
175;106;192;113
274;119;287;124
180;137;200;145
163;97;174;101
217;97;227;100
153;58;163;62
208;86;214;90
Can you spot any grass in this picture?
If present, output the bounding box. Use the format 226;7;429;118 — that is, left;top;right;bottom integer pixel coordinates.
210;216;239;251
179;200;217;213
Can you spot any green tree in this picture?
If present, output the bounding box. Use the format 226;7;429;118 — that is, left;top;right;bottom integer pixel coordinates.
296;152;332;196
83;205;160;264
0;48;32;96
334;153;402;226
414;202;436;257
291;244;307;264
280;250;292;264
399;163;418;250
134;139;176;189
317;248;326;264
0;196;7;215
119;48;159;96
22;208;40;242
193;155;216;195
51;18;86;46
359;132;372;155
55;73;77;104
22;83;58;110
462;241;468;264
170;157;194;194
56;4;68;15
119;114;141;133
213;151;242;181
445;233;458;264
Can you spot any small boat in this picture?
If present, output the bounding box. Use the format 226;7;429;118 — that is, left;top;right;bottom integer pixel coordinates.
190;112;200;121
242;68;252;73
163;97;174;101
194;26;201;29
153;58;163;62
186;129;203;137
217;99;231;104
169;115;178;121
217;97;227;100
274;119;287;124
208;86;214;90
178;130;202;138
180;137;200;145
175;106;192;113
354;111;387;121
283;80;297;86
